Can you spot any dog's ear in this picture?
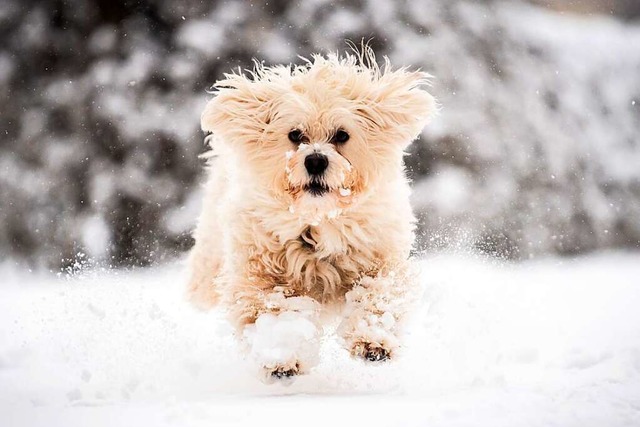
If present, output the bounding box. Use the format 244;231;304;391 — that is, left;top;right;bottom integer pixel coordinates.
357;70;436;146
201;74;277;141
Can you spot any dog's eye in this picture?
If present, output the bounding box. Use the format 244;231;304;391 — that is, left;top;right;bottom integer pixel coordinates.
333;130;350;144
288;129;304;144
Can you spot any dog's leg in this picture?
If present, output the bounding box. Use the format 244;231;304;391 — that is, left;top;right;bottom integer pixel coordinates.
234;290;322;383
187;164;227;309
187;248;221;309
338;269;415;362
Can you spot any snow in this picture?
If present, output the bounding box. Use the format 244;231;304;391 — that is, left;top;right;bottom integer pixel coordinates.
245;303;321;382
411;165;473;215
87;25;117;56
2;252;640;426
261;30;295;64
80;214;111;259
176;20;225;59
5;1;640;267
0;52;15;85
162;188;203;235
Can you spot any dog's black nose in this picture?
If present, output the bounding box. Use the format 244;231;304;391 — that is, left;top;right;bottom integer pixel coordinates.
304;153;328;175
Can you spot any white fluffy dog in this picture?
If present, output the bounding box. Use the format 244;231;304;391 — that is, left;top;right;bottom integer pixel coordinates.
188;48;435;382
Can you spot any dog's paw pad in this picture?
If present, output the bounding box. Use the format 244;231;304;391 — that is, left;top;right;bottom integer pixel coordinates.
365;346;389;362
263;364;300;385
353;342;391;363
270;367;298;379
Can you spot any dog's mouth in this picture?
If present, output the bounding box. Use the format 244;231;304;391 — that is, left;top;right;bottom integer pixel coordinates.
303;180;330;196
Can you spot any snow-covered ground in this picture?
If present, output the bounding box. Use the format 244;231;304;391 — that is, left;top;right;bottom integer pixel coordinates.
1;252;640;426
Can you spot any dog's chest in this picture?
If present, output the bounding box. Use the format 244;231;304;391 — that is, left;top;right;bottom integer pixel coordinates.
299;223;348;256
295;220;377;279
301;210;381;257
262;211;383;297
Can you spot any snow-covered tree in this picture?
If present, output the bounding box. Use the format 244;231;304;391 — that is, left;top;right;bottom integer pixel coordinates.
1;0;639;268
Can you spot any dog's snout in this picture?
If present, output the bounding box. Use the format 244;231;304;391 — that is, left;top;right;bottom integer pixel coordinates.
304;153;328;175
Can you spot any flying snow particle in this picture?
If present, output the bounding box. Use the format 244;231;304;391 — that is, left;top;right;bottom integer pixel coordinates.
380;312;396;329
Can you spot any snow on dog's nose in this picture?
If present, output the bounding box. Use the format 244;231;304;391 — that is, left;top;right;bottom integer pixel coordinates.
285;142;359;224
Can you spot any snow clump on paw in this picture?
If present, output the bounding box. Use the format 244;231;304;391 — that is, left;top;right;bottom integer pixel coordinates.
338;271;416;358
243;295;321;383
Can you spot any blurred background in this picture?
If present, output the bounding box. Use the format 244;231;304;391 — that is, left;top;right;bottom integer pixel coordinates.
1;0;639;271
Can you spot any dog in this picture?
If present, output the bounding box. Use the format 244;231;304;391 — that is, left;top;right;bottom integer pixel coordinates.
188;47;435;382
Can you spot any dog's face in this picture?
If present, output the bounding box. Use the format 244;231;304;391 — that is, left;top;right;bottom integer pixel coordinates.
201;52;435;222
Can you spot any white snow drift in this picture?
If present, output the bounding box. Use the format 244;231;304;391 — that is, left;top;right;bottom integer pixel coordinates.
1;252;640;426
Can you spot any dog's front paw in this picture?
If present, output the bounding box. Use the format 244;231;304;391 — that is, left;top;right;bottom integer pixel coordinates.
352;341;391;362
271;366;298;379
243;303;320;384
338;308;400;364
264;362;300;385
356;342;391;362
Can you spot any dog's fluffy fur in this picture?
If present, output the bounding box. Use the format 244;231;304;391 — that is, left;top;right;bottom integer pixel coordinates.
188;48;435;382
